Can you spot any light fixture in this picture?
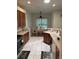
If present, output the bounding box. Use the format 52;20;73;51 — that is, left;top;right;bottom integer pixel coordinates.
52;4;56;7
39;11;43;19
27;1;31;4
44;0;50;3
39;11;44;26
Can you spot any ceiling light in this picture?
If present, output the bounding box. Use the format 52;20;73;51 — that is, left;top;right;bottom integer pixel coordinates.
52;4;56;7
27;1;31;4
44;0;50;3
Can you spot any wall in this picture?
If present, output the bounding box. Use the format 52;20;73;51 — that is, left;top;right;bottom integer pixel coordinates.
52;11;62;28
25;10;32;29
31;13;52;29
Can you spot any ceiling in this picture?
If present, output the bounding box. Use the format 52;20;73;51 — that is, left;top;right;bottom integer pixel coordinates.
17;0;62;14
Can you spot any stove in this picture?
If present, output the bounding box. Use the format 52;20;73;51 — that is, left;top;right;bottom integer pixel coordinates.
41;51;51;59
18;51;30;59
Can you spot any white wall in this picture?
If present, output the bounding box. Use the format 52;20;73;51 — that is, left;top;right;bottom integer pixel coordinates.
25;10;32;29
52;11;62;28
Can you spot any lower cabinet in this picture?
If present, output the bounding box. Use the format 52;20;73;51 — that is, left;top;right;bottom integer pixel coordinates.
22;32;29;44
17;32;29;44
43;33;52;45
56;46;59;59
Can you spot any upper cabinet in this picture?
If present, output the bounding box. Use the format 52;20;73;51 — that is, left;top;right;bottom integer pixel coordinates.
17;10;26;28
17;10;21;27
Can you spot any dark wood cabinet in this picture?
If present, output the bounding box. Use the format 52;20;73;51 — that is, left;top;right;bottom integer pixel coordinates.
56;46;59;59
17;10;21;27
22;12;26;27
17;10;26;28
43;33;52;45
22;32;29;44
17;32;29;44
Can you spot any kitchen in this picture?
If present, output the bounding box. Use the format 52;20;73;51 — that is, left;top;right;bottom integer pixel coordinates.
17;0;62;59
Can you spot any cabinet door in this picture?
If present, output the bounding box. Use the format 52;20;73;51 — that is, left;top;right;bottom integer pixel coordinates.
23;32;29;44
17;10;21;27
17;10;20;27
17;10;26;28
56;47;59;59
21;12;25;28
22;13;25;27
43;33;52;45
17;10;19;27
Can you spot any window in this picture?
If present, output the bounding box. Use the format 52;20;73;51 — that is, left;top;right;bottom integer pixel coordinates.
36;18;47;29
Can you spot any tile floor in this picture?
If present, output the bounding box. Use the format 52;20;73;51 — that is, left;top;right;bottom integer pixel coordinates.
22;37;51;59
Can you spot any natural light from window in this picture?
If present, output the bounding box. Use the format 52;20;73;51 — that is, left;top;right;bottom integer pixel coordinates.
36;18;47;29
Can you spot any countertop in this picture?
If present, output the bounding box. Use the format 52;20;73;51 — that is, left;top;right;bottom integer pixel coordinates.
44;30;61;51
17;31;29;35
